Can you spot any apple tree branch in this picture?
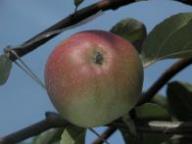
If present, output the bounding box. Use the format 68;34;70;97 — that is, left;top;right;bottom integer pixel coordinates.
5;0;136;61
0;112;69;144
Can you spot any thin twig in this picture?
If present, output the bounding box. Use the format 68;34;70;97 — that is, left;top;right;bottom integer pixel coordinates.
89;128;111;144
6;0;136;61
92;127;117;144
5;48;46;89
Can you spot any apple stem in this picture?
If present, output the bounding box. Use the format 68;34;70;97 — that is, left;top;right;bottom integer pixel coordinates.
5;47;46;89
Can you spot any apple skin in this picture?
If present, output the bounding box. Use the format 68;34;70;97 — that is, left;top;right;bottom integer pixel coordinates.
45;30;143;128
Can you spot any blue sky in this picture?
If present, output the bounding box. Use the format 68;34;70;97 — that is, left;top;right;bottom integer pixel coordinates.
0;0;192;143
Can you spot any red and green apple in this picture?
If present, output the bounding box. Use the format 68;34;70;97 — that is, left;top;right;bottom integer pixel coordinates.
45;30;143;128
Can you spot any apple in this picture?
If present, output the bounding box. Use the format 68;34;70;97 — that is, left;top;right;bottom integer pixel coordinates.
44;30;143;128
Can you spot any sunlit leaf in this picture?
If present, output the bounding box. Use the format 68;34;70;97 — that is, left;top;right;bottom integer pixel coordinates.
167;81;192;121
142;12;192;67
135;103;170;120
111;18;147;53
0;54;12;85
60;125;86;144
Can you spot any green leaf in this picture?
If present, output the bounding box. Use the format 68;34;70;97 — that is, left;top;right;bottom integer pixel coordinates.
135;103;170;120
74;0;84;7
111;18;147;53
167;81;192;121
60;125;86;144
33;128;63;144
142;12;192;67
0;54;12;85
152;94;168;108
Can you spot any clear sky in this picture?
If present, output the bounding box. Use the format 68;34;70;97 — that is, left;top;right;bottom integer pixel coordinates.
0;0;192;143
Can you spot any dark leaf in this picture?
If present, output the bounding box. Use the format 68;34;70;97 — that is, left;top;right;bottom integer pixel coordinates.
111;18;147;53
167;81;192;121
0;54;12;85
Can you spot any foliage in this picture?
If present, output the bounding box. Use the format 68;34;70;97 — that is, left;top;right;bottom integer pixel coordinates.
1;1;192;144
167;81;192;121
142;13;192;67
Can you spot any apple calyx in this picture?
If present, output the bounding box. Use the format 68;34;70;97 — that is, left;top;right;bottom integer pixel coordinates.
94;51;104;65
